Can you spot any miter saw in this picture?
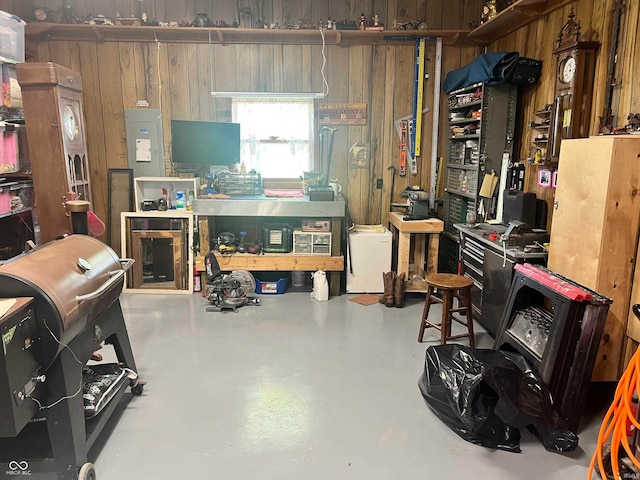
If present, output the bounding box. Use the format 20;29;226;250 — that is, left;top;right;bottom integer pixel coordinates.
204;252;261;312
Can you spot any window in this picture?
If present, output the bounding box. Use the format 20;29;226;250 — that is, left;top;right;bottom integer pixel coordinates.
232;98;315;178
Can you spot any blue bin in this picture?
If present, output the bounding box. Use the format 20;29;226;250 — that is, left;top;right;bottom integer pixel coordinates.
255;275;287;294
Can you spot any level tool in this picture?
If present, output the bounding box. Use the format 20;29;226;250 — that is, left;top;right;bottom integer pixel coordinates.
412;38;427;160
408;119;417;175
429;37;442;209
399;120;408;176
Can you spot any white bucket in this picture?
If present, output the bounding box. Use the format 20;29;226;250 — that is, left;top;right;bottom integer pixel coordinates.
292;271;305;287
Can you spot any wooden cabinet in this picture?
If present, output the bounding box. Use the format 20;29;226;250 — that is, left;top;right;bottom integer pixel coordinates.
16;62;92;243
548;136;640;381
121;212;194;294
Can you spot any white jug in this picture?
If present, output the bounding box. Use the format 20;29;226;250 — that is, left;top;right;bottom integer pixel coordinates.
311;270;329;301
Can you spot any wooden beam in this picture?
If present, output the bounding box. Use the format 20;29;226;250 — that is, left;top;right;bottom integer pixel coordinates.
195;253;344;272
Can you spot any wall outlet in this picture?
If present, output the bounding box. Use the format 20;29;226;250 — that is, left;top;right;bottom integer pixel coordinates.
376;178;383;189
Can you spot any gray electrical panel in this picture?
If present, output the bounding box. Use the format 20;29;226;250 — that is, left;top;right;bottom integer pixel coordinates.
125;109;165;177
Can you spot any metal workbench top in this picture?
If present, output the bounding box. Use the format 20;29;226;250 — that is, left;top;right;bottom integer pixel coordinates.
454;223;548;261
192;195;346;217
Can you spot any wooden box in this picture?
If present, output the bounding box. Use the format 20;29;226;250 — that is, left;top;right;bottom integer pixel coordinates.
548;136;640;381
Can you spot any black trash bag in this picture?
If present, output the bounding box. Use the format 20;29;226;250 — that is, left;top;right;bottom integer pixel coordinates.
419;343;521;452
418;345;579;453
475;348;579;453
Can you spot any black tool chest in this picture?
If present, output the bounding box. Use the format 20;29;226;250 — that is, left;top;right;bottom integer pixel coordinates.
456;223;547;336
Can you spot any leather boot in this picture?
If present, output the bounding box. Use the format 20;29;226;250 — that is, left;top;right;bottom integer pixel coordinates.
379;271;395;307
394;272;406;308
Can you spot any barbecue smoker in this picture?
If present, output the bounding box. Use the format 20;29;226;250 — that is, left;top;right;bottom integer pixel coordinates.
0;235;142;480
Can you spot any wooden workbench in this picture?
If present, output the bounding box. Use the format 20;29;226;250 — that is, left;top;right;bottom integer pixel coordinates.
388;212;444;292
192;196;345;296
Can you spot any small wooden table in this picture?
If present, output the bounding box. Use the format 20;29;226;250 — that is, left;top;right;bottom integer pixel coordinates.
388;212;443;292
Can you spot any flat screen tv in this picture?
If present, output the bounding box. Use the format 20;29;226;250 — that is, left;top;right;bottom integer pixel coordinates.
171;120;241;166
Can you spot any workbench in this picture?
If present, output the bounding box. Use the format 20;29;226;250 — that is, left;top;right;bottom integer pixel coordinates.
192;196;345;296
388;212;443;292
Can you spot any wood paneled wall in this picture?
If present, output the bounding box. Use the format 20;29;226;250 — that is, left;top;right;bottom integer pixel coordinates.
3;0;637;241
490;0;640;231
3;0;482;234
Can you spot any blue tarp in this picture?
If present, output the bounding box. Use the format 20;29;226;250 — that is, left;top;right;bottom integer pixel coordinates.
443;52;520;93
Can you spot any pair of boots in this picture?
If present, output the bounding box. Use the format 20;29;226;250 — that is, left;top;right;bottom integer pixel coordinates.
380;271;405;308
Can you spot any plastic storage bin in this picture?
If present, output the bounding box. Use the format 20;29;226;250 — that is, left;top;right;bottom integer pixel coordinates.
0;11;25;63
1;128;19;173
0;192;10;214
255;274;287;294
293;230;331;255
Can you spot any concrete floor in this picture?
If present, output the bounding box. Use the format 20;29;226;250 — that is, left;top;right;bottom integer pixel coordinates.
91;291;610;479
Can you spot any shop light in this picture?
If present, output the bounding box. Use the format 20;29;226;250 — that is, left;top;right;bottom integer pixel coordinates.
210;91;325;99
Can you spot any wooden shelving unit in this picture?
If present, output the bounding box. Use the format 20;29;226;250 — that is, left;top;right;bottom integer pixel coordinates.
195;252;344;272
467;0;573;44
26;22;471;46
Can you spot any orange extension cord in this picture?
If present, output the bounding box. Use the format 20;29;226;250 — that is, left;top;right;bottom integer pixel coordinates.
589;345;640;479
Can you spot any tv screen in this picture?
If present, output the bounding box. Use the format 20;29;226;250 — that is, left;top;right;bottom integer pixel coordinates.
171;120;240;166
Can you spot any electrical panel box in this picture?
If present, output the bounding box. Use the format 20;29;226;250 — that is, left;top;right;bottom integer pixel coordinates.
125;108;165;178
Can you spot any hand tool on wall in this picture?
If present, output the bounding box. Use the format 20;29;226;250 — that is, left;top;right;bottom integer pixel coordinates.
321;126;338;185
399;120;408;177
387;165;396;211
412;38;427;159
345;201;354;274
429;37;443;209
598;0;625;133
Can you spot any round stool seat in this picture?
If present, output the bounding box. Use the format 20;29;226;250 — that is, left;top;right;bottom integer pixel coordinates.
419;273;475;347
425;273;473;290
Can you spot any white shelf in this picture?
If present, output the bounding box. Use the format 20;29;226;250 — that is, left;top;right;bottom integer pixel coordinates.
134;176;200;212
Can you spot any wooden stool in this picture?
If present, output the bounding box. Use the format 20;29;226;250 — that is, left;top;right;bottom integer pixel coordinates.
418;273;475;347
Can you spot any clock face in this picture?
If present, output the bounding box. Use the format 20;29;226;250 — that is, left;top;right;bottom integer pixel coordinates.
559;56;576;84
34;8;47;22
63;104;79;141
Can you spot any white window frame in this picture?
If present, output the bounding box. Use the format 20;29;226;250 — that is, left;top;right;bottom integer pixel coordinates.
231;97;315;179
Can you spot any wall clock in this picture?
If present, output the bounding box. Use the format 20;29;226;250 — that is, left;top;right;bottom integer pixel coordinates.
33;8;48;21
558;56;576;84
549;10;599;160
16;62;93;243
63;104;79;140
